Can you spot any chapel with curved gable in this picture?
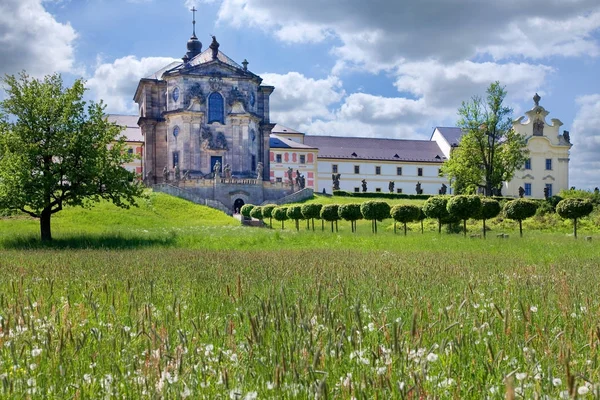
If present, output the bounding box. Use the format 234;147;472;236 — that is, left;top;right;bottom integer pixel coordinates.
134;25;274;183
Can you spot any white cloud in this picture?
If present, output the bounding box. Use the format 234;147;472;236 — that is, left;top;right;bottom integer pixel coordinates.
217;0;600;70
0;0;77;77
570;94;600;190
261;72;344;129
87;56;178;114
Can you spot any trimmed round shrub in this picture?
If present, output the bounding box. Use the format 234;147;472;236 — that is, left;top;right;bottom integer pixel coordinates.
360;201;390;233
338;203;362;233
390;204;421;235
261;204;277;228
476;198;501;237
423;196;451;233
240;204;255;218
272;206;288;229
447;195;482;236
301;203;322;231
556;198;594;238
503;199;538;237
249;206;263;220
320;204;340;232
286;205;303;231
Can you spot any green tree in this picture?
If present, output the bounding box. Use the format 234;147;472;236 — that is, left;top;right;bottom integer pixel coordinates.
476;198;501;238
360;201;390;233
0;73;143;241
556;198;594;239
390;204;420;235
447;195;481;236
320;204;339;232
249;205;263;222
272;206;288;229
301;203;322;231
286;205;303;231
261;204;277;228
503;199;538;237
423;196;451;234
240;204;255;218
441;82;529;196
338;203;362;233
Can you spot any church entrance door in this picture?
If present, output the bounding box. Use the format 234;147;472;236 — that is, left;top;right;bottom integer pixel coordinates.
211;156;222;175
233;198;245;214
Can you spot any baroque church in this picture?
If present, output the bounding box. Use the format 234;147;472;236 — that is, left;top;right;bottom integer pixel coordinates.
112;13;572;213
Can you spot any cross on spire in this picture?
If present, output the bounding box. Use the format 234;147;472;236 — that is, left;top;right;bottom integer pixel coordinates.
191;7;197;36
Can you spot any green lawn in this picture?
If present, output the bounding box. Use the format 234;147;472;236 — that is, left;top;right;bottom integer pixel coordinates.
1;192;599;398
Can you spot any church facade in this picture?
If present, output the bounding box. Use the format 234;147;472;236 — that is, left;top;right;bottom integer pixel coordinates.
134;32;274;184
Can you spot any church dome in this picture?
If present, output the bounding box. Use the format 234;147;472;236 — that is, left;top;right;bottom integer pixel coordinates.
185;35;202;60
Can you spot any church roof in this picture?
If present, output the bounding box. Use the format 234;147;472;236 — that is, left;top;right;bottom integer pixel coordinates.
433;127;465;146
145;61;181;79
270;134;317;149
107;114;143;142
303;135;446;163
272;124;303;135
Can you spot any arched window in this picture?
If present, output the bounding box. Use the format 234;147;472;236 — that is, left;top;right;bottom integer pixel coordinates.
208;92;224;124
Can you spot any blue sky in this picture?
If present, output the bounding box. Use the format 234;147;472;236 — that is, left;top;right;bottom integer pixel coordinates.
1;0;599;189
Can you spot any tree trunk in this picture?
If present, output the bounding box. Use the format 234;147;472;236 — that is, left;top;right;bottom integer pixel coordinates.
519;220;523;237
421;220;424;234
574;218;578;239
40;209;52;241
331;221;334;233
306;220;309;230
335;220;338;232
296;219;299;231
321;220;324;231
403;222;407;236
463;219;467;237
483;219;487;238
438;220;442;234
394;222;396;234
281;220;284;229
312;219;315;231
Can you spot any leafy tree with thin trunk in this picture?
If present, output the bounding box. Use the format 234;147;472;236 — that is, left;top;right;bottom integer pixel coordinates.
286;205;303;231
423;196;451;234
261;204;277;228
0;73;143;241
417;208;426;234
390;204;421;235
249;205;263;223
440;82;529;196
361;201;390;233
240;204;255;219
338;203;362;233
476;198;501;238
447;195;481;236
301;203;322;231
503;199;537;237
320;204;339;232
273;206;288;229
556;198;594;239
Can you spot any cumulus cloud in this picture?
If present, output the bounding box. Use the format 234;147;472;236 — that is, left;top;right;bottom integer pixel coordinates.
261;72;344;130
87;56;178;114
218;0;600;70
0;0;77;77
570;94;600;190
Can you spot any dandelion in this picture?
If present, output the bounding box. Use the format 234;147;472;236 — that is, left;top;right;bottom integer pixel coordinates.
516;372;527;381
181;385;192;398
83;374;92;384
31;348;42;357
578;386;590;395
426;353;439;362
266;382;274;390
530;306;538;313
376;366;387;375
244;392;258;400
553;378;562;387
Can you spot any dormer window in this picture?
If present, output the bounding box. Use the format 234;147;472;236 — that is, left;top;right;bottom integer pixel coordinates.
208;92;224;124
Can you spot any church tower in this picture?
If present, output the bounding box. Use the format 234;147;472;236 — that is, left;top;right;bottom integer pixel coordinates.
134;10;275;183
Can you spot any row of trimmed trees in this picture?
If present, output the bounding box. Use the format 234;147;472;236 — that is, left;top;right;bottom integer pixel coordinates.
241;196;594;238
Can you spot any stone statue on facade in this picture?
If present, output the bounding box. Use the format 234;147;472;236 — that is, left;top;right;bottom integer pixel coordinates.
416;181;422;195
163;165;169;183
287;167;294;187
209;35;220;60
563;130;571;143
295;169;301;187
297;173;306;189
543;186;549;199
213;160;221;179
533;119;544;136
518;186;525;198
332;173;341;190
223;163;232;179
256;162;263;180
389;181;395;193
362;179;367;193
439;183;447;195
174;164;181;182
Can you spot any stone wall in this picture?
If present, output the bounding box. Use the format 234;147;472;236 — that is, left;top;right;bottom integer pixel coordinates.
153;184;230;214
261;188;314;205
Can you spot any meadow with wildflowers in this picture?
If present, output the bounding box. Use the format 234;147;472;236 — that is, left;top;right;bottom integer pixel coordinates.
1;192;600;398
